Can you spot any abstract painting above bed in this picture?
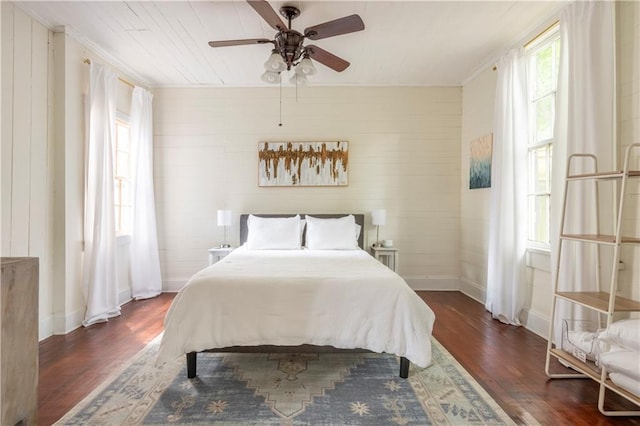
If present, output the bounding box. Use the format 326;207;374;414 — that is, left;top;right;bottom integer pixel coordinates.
258;141;348;187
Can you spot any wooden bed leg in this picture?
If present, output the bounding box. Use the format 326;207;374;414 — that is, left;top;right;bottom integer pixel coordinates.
399;357;409;378
187;352;197;378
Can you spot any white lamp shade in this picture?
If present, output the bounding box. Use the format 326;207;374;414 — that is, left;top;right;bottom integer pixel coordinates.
371;209;386;226
261;70;281;84
295;57;317;76
264;52;287;72
217;210;233;227
289;73;308;86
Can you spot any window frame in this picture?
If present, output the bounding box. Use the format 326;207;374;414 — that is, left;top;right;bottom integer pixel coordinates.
114;113;132;236
525;25;560;251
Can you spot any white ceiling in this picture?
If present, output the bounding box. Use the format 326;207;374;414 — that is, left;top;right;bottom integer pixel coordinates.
14;0;567;88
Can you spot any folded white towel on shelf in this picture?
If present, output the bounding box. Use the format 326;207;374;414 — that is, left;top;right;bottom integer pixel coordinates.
609;372;640;398
599;349;640;382
598;318;640;353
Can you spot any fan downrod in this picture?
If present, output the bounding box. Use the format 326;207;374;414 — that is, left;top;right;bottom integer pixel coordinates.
279;6;300;28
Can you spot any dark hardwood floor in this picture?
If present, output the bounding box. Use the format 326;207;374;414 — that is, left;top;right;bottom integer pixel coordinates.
39;291;639;425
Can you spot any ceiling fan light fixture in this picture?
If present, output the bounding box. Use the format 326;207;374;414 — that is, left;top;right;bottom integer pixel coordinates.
264;51;287;72
295;57;317;76
261;70;281;84
289;73;308;86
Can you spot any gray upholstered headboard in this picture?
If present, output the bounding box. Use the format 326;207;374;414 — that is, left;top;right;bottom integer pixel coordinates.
240;214;365;249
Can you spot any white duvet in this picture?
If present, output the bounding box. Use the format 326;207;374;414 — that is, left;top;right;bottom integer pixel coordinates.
157;246;435;368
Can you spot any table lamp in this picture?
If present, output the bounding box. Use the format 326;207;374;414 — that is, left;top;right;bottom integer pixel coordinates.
217;210;233;248
371;209;386;247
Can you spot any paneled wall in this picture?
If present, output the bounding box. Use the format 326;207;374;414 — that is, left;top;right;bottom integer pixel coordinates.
459;68;495;304
2;3;141;338
153;86;462;291
617;1;640;301
1;2;54;339
460;2;640;337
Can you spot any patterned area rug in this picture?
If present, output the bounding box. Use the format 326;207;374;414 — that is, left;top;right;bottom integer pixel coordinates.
56;335;515;425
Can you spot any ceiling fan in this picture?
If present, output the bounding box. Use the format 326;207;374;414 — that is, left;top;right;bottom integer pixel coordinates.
208;0;365;84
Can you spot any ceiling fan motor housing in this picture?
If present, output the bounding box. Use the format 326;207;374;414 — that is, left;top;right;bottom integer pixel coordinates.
275;31;305;69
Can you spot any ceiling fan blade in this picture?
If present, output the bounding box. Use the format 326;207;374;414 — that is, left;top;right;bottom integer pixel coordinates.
304;14;365;40
246;0;287;31
208;38;272;48
306;45;350;72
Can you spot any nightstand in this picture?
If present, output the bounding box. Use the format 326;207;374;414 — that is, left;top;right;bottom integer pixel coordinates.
370;246;399;272
208;246;234;265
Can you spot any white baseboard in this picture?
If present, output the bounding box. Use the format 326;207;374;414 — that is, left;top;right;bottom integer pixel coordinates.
458;277;550;341
39;288;138;341
163;279;188;293
119;288;133;306
39;315;53;342
459;277;486;303
521;308;549;339
403;275;459;291
52;307;84;336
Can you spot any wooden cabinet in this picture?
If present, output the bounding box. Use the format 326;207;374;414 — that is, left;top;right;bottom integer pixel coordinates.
1;257;39;425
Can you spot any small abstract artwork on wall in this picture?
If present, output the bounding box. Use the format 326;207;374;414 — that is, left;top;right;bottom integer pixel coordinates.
469;134;493;189
258;141;348;187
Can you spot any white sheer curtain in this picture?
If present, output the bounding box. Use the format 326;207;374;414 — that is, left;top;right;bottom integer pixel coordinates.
129;87;162;300
83;63;121;326
485;48;529;325
551;1;615;344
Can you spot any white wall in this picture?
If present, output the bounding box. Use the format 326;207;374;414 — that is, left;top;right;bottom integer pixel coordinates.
2;4;140;339
1;2;55;340
459;68;495;304
617;0;640;302
459;2;640;337
153;86;462;291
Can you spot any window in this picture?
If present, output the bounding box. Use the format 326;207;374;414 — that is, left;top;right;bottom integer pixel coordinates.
526;27;560;248
114;119;131;235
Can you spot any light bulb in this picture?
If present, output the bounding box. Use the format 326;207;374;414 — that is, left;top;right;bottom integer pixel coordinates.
264;52;286;72
295;57;317;76
289;73;308;86
261;71;281;84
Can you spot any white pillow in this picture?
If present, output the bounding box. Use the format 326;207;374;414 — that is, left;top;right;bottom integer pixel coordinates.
305;215;359;250
599;349;640;381
247;215;302;250
598;318;640;352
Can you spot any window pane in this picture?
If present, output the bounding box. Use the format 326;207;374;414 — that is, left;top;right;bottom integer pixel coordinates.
114;120;131;235
526;27;559;249
533;45;553;97
528;147;550;193
117;124;130;151
114;179;122;206
553;38;560;86
121;179;131;206
528;195;550;243
116;152;129;178
120;206;131;234
533;95;554;142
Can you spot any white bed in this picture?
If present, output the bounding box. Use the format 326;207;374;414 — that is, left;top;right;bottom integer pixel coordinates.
157;214;436;378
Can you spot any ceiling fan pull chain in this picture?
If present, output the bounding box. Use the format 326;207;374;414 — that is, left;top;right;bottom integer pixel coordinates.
279;76;283;127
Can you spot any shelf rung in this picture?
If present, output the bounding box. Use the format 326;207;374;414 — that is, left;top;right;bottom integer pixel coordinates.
567;170;640;180
604;379;640;406
548;348;600;380
560;234;640;244
555;291;640;312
